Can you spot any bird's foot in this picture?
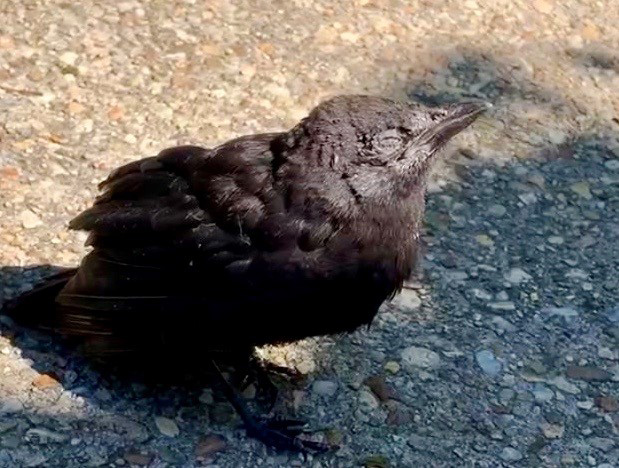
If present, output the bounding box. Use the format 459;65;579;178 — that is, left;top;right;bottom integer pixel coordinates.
246;416;333;454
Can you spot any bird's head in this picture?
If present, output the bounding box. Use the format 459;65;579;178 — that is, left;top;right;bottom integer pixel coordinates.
275;94;488;203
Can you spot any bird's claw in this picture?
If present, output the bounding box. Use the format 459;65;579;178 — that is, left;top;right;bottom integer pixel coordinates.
246;417;333;454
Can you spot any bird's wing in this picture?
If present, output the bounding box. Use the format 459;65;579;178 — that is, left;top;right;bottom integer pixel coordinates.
54;137;291;344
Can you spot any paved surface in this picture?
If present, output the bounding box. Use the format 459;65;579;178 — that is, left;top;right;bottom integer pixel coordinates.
0;1;618;466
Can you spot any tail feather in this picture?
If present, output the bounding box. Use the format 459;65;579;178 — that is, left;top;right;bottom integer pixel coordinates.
1;268;77;330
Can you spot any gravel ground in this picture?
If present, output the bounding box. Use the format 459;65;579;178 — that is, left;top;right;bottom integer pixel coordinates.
1;0;618;467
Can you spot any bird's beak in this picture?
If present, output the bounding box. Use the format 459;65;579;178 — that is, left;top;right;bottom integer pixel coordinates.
424;101;490;148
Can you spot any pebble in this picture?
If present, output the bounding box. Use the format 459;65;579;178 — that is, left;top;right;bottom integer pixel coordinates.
123;452;153;466
358;389;380;410
26;428;70;443
550;376;581;394
384;361;400;374
199;388;214;404
588;437;615;452
390;289;421;311
0;398;23;414
570;181;592;199
566;366;613;382
604;159;619;170
542;306;579;319
500;447;523;462
475;234;494;247
154;417;180;437
475;350;502;376
195;434;227;457
540;423;564;439
471;288;492;300
32;374;60;390
489;301;516;311
598;347;615;360
311;380;338;397
488;204;506;217
19;209;43;229
532;384;554;402
491;316;517;332
595;396;618;412
577;400;594;410
607;304;619;323
504;267;532;284
400;346;441;370
548;236;564;245
364;375;396;402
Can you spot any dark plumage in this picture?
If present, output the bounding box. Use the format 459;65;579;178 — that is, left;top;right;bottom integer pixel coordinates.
3;94;486;451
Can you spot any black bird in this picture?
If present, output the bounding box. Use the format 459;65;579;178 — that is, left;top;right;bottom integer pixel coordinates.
3;95;486;451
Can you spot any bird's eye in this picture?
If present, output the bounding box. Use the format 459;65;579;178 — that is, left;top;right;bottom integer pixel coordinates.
371;128;405;152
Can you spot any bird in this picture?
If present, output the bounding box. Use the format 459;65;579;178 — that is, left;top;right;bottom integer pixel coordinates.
2;94;486;452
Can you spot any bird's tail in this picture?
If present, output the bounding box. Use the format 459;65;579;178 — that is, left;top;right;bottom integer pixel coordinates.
1;268;77;330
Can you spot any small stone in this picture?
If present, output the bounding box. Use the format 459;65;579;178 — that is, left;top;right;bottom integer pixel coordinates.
488;204;506;217
570;181;592;199
548;236;564;245
99;415;149;443
581;23;601;41
588;437;615;452
364;375;396;402
340;31;360;43
107;105;124;121
500;447;523;462
0;166;20;179
324;428;344;446
296;359;315;375
594;396;618;412
504;268;532;284
472;288;492;300
607;305;619;323
59;51;79;65
400;346;441;370
363;455;389;468
312;380;338;397
475;234;494;247
154;417;179;437
489;301;516;311
577;400;594;410
518;192;537;204
67;101;85;114
476;350;502;376
94;388;111;401
598;347;615;360
566;366;612;382
195;434;227;457
20;210;43;229
604;159;619;170
561;454;577;465
541;423;564;439
209;403;234;424
445;271;468;281
123;452;152;466
32;374;60;390
390;289;421;311
199;388;214;404
314;25;338;43
384;361;400;374
26;428;70;443
549;376;580;394
496;291;509;301
532;384;554;402
542;306;578;319
358;389;380;410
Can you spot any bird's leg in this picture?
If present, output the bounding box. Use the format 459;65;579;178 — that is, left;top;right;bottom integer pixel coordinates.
238;353;304;412
209;360;331;453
